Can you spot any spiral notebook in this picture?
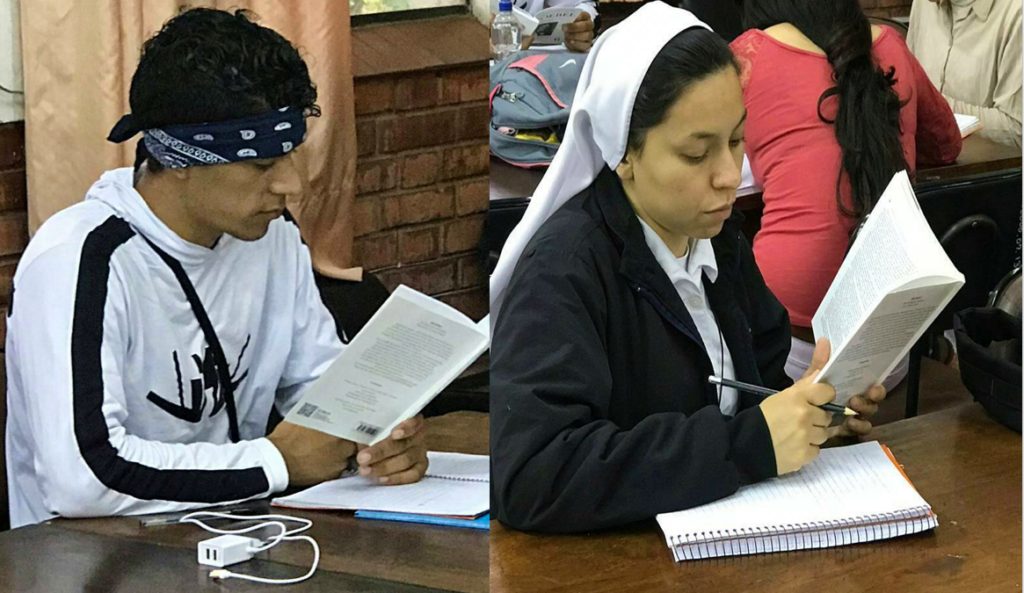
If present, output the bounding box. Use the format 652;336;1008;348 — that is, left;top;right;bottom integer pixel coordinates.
272;452;489;518
656;442;937;561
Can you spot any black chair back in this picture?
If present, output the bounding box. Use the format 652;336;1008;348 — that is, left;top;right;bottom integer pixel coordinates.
915;169;1022;332
679;0;744;41
314;271;392;343
487;197;530;274
904;169;1022;418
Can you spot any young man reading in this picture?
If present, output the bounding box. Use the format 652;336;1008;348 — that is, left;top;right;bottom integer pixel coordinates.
5;8;427;528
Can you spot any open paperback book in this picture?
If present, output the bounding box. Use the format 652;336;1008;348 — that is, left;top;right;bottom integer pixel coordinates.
955;113;983;138
656;442;937;561
811;170;964;405
272;452;489;518
489;0;583;44
531;7;583;45
737;154;761;198
283;284;489;444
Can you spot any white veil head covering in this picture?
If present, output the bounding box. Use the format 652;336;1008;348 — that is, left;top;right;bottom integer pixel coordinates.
489;2;713;321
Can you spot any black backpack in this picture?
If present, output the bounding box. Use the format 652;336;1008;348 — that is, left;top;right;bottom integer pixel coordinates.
954;269;1022;433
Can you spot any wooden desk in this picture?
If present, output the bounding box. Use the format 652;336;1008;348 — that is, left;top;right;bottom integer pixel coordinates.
0;524;438;592
490;404;1022;593
490;157;544;202
0;412;490;593
917;134;1023;183
734;134;1022;212
490;135;1021;206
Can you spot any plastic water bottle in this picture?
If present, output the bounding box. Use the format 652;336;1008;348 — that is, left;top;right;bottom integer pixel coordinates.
491;1;522;62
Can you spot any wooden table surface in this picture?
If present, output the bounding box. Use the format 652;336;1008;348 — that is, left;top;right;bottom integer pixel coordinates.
491;135;1021;208
490;403;1022;593
734;134;1021;212
0;412;490;593
916;134;1023;183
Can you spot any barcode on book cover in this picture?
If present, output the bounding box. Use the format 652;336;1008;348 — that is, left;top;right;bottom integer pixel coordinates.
296;403;318;418
356;422;381;437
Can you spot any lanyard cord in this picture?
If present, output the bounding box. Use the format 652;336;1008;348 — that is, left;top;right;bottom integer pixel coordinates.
686;240;725;407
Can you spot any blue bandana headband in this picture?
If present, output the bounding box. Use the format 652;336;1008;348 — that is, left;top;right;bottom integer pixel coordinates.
108;106;307;169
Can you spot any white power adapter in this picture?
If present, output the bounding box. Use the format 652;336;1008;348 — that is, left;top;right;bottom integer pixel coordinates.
198;534;260;568
183;511;320;585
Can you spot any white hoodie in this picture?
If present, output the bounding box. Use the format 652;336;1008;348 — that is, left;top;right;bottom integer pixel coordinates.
5;168;344;528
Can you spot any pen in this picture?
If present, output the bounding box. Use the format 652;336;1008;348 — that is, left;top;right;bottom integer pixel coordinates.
138;501;267;527
708;376;857;416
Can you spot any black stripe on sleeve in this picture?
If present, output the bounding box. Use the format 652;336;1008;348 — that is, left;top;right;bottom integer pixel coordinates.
71;216;271;502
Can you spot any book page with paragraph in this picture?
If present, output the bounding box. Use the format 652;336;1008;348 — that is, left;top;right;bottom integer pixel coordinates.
812;171;963;403
284;285;489;444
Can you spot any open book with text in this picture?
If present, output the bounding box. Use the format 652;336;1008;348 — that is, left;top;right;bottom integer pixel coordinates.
955;113;982;138
284;285;490;444
531;7;583;45
489;0;584;43
812;170;963;404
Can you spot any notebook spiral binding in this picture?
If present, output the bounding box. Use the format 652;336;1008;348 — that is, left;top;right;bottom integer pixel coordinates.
424;475;489;484
667;505;936;561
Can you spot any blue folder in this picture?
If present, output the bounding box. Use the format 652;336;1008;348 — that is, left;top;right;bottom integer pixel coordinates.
355;510;490;530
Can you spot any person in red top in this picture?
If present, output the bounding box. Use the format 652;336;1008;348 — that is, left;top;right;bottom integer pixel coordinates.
730;0;962;390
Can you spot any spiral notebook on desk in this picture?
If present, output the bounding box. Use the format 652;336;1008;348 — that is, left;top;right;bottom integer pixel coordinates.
656;442;937;561
272;452;489;518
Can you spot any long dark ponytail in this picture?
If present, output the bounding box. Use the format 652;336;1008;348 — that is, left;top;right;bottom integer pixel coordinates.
741;0;907;221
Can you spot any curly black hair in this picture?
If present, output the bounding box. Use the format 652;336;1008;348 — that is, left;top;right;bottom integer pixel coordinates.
129;7;320;172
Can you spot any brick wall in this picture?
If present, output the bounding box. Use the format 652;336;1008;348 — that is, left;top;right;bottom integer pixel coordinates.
861;0;913;19
352;64;489;321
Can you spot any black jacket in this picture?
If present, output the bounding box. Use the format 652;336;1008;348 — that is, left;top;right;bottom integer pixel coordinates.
491;167;793;533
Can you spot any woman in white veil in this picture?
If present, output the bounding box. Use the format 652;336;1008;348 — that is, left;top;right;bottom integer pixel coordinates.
489;2;886;533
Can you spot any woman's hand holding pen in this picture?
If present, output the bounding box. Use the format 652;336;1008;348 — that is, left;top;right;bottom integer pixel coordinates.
789;336;888;440
759;339;835;475
760;337;889;473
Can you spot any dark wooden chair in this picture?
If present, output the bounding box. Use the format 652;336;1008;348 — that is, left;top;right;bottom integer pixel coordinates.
314;271;392;344
487;197;530;274
905;169;1023;418
678;0;744;41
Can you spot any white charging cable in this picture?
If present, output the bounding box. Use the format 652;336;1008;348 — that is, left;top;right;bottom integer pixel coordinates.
179;511;320;585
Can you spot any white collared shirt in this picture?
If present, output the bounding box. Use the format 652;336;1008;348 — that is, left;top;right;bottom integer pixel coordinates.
637;218;738;416
907;0;1023;148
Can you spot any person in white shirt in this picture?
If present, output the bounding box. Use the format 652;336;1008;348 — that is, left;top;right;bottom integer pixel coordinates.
5;8;428;528
518;0;597;52
492;0;597;52
907;0;1023;147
